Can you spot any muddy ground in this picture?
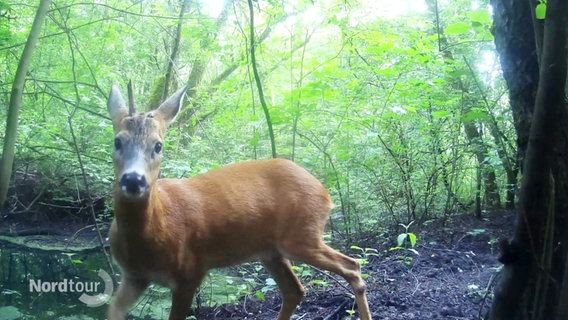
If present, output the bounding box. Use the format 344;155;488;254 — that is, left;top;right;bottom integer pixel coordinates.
0;210;511;320
195;212;511;320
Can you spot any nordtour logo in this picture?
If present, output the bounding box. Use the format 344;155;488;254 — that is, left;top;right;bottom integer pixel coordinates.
29;269;113;307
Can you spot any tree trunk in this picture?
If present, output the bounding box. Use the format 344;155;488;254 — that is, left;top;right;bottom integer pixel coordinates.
485;114;518;209
186;0;232;100
0;0;52;210
425;0;502;211
162;0;192;100
462;118;501;210
488;0;568;319
490;0;539;171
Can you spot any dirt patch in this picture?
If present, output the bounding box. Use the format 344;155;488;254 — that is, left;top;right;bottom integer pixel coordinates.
195;211;513;320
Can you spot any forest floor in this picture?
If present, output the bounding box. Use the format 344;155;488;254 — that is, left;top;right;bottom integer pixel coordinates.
0;210;512;320
196;211;512;320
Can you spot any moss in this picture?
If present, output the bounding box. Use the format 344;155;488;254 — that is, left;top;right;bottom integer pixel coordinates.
147;75;167;111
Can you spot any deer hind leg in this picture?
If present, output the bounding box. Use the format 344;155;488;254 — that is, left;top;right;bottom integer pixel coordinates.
281;242;372;320
261;254;305;320
169;271;206;320
108;275;148;320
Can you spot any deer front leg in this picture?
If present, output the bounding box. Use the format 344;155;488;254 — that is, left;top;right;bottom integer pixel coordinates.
108;275;148;320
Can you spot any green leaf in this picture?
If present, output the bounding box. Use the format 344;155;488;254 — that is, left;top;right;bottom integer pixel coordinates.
249;131;261;147
291;265;303;272
408;248;420;255
312;279;328;286
467;10;491;25
397;233;407;247
432;110;450;118
450;69;468;79
461;109;488;122
265;278;276;286
407;233;417;247
535;3;546;20
444;22;470;35
364;248;379;254
403;106;417;113
255;290;265;301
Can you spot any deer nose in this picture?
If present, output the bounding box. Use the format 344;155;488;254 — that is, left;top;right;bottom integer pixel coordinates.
120;172;148;195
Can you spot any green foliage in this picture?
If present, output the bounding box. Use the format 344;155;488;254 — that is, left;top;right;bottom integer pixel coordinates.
291;264;314;279
2;0;514;243
0;1;12;46
0;2;525;317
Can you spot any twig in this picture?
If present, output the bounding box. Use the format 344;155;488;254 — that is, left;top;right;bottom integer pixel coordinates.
322;298;349;320
311;266;351;293
246;0;276;158
61;17;115;277
478;269;499;320
65;224;95;249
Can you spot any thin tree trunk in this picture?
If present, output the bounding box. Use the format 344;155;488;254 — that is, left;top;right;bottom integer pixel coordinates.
186;0;232;99
207;12;293;90
425;0;501;211
487;118;518;209
462;118;501;210
0;0;51;210
488;0;568;318
464;56;519;210
181;10;295;128
247;0;276;158
162;0;192;100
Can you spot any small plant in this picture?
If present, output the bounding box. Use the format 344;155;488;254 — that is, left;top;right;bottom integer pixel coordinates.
390;221;419;264
291;263;314;279
346;304;357;319
255;277;277;301
350;245;380;266
395;221;418;251
350;245;378;278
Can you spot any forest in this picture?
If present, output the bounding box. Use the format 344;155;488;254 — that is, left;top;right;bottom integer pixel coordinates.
0;0;567;319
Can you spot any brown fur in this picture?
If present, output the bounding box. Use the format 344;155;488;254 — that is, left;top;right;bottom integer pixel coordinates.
106;86;372;320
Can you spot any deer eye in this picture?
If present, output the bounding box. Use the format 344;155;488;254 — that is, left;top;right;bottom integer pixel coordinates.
114;138;122;151
154;142;163;154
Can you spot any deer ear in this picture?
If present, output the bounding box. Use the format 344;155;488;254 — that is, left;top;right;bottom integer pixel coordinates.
107;84;128;129
154;86;186;126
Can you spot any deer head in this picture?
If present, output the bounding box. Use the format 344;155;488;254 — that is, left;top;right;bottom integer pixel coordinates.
107;85;186;200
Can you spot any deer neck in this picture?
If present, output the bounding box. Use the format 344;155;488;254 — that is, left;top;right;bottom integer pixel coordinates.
112;184;165;236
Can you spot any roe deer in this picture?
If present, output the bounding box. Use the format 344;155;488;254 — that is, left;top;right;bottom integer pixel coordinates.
106;84;372;320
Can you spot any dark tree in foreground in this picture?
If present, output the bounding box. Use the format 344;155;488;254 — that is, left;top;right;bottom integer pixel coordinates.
488;0;568;319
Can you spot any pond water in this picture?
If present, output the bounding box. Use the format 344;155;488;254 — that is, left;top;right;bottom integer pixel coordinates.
0;236;247;320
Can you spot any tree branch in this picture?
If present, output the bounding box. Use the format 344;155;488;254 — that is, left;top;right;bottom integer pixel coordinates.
247;0;276;158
